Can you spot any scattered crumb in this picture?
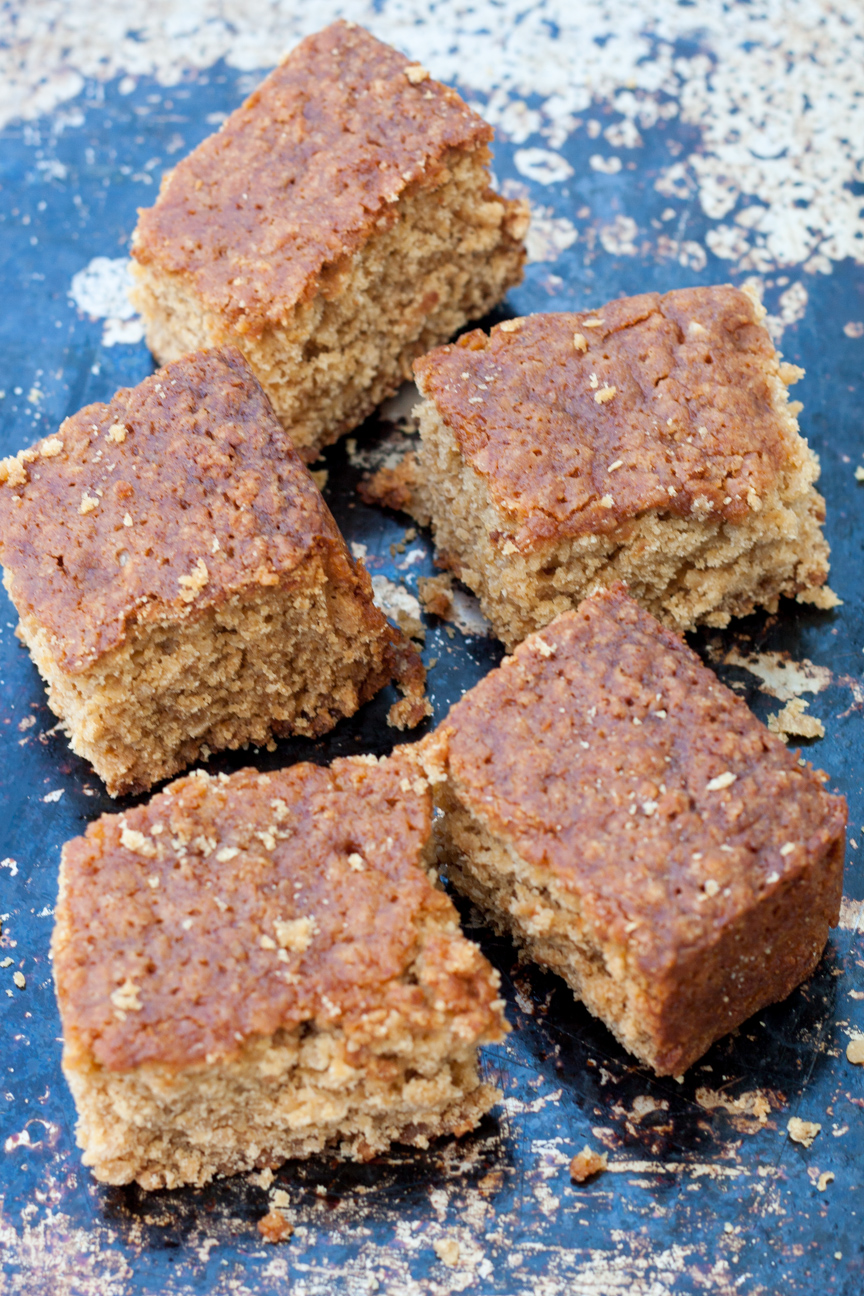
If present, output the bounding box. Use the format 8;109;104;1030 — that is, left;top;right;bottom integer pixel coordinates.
846;1038;864;1065
12;971;25;990
477;1170;505;1195
370;575;424;642
816;1171;835;1191
309;468;328;491
433;1238;461;1267
768;697;825;741
0;454;28;487
787;1116;821;1147
257;1208;293;1243
248;1166;275;1187
120;827;157;858
273;916;316;953
418;573;455;620
570;1146;607;1182
178;557;209;603
854;467;864;482
404;64;429;84
17;716;35;732
796;584;842;609
110;978;142;1014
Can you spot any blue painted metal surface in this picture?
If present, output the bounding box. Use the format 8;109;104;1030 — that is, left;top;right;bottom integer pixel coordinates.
0;59;862;1296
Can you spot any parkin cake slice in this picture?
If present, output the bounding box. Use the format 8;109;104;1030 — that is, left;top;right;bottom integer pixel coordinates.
0;346;427;797
421;584;846;1076
368;284;833;649
130;20;528;461
52;753;507;1189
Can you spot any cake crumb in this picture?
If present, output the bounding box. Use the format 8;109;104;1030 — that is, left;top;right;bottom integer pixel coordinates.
248;1167;275;1189
573;332;588;352
79;493;99;515
120;827;157;858
594;384;617;404
110;978;142;1014
273;916;316;953
569;1146;607;1182
434;1237;461;1267
787;1116;821;1147
404;64;429;84
706;771;736;791
107;423;127;443
40;438;64;458
499;319;521;333
310;468;328;491
599;494;614;509
418;573;455;620
0;454;28;487
796;585;842;609
768;697;825;741
258;1208;294;1243
178;557;209;603
846;1038;864;1065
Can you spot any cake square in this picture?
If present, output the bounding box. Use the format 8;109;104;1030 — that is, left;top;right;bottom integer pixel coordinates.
422;584;846;1076
130;20;528;461
52;752;507;1189
0;346;427;797
382;284;832;649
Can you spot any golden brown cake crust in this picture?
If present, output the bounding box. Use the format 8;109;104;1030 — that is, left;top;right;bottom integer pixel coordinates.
435;584;846;979
414;286;805;550
131;21;493;336
0;346;388;674
54;754;502;1072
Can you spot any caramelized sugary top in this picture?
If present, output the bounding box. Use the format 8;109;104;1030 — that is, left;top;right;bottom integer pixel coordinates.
53;754;503;1071
414;287;807;550
0;347;361;673
433;586;846;977
132;21;492;334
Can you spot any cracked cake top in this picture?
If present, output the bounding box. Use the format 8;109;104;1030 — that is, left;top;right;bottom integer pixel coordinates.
131;21;493;334
428;585;846;977
414;286;810;551
0;346;362;672
53;753;505;1070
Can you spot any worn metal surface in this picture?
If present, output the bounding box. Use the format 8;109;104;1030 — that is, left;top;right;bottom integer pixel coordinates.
0;4;862;1292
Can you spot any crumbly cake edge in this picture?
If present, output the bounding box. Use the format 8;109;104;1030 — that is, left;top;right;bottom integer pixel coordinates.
424;750;843;1076
130;149;528;459
396;391;829;649
8;549;411;796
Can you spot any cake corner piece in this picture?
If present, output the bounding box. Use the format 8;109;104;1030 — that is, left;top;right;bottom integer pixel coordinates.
0;345;426;796
421;584;846;1075
52;750;507;1189
398;284;831;649
129;20;529;460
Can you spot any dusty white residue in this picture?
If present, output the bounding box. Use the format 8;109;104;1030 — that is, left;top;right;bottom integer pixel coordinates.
525;206;578;264
723;648;832;701
370;575;424;642
446;588;490;638
3;1;861;286
501;1087;562;1116
68;257;144;347
837;896;863;932
513;147;573;186
599;215;639;257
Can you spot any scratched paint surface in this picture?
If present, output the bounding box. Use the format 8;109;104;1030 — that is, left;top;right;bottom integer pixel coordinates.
0;3;863;1293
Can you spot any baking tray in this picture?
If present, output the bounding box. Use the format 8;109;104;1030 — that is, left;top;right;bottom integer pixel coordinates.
0;44;862;1296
